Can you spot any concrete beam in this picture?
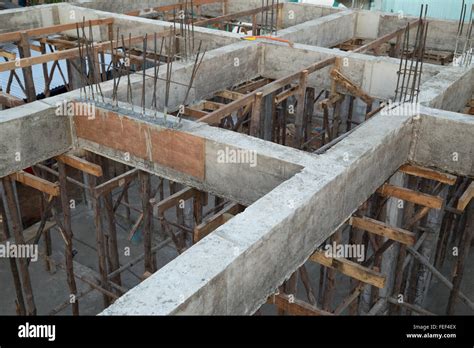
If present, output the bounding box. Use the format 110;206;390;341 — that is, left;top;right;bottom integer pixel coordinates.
73;101;306;206
101;108;415;315
277;10;357;47
410;107;474;177
0;101;72;178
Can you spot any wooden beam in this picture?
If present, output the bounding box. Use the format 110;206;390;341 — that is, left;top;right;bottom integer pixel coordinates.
0;18;114;44
203;101;226;111
93;168;138;197
0;48;16;60
194;203;244;242
195;4;278;27
184;107;208;119
319;93;343;108
198;93;254;124
294;70;309;148
353;20;421;54
0;30;172;73
387;297;435;315
56;154;103;177
274;85;299;105
234;78;272;94
399;164;457;185
125;0;225;16
269;293;334;316
139;171;156;273
310;251;386;289
377;184;443;209
330;69;373;105
0;91;24;107
58;161;80;315
457;181;474;211
250;92;263;137
350;216;416;246
10;171;59;196
198;57;336;125
6;220;56;245
215;90;245;101
155;187;197;213
17;32;36;103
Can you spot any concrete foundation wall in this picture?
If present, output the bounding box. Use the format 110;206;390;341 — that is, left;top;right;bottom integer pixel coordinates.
377;13;461;52
262;43;440;100
355;10;380;39
68;0;270;18
410;108;474;177
0;4;59;33
100;41;261;112
0;102;72;178
57;4;241;53
277;10;356;47
418;66;474;112
282;3;342;28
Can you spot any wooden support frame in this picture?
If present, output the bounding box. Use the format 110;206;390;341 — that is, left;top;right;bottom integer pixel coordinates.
193;203;244;242
0;18;114;44
57;161;80;315
399;164;457;185
94;168;138;198
194;4;279;27
139;171;156;273
293;70;309;149
1;177;37;315
269;293;334;316
310;251;386;289
154;187;197;213
10;171;59;197
0;91;25;107
350;216;416;246
125;0;226;17
377;184;443;209
250;92;263;137
330;69;373;105
199;58;336;125
56;154;103;177
215;90;245;101
353;20;421;54
17;32;36;103
457;181;474;211
0;29;173;73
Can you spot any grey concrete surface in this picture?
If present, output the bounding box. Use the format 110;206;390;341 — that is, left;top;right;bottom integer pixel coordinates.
0;1;472;317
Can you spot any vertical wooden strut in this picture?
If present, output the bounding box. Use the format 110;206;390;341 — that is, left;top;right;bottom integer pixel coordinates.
293;70;309;149
86;156;111;307
1;177;37;315
250;92;264;137
321;229;341;311
0;199;26;315
101;158;122;287
17;32;36;102
447;200;474;314
139;171;156;273
57;161;79;315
